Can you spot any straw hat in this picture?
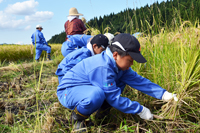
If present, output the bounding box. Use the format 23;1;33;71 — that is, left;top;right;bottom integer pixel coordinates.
68;7;83;16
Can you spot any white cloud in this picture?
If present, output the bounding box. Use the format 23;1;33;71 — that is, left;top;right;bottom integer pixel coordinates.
0;0;54;30
25;25;31;30
15;41;24;45
0;11;53;30
0;11;26;29
5;0;38;15
0;0;3;4
25;11;54;22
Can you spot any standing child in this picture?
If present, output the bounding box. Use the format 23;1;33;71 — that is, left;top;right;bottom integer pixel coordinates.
57;33;178;132
31;25;51;61
56;34;109;83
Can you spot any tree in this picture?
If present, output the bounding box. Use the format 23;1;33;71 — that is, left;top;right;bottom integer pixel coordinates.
48;0;200;43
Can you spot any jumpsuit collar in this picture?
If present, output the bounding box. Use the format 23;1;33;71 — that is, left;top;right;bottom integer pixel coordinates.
105;47;119;73
86;42;95;56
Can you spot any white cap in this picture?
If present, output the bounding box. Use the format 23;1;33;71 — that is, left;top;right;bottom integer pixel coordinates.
36;25;43;29
104;33;114;45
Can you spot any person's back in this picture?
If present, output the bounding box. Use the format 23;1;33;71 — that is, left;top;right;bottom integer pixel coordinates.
31;30;40;45
61;33;114;57
56;47;91;83
65;18;86;35
61;34;92;57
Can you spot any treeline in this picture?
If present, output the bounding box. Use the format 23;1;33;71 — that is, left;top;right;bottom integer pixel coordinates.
48;32;66;44
48;0;200;44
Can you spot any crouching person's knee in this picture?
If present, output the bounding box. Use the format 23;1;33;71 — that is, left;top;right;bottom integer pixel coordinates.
77;87;105;116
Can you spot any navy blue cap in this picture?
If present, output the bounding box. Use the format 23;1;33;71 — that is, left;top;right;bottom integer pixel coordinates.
91;34;109;49
111;33;147;63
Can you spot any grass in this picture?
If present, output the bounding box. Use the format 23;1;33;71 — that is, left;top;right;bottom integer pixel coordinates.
131;22;200;132
0;21;200;132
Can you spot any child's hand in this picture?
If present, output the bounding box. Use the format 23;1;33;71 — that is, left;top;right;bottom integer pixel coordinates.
137;106;153;120
162;91;178;102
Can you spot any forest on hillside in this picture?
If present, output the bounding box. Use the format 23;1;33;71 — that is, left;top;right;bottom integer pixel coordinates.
48;0;200;44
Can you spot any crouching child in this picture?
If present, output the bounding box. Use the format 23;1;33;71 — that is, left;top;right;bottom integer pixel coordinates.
57;33;177;132
56;34;109;83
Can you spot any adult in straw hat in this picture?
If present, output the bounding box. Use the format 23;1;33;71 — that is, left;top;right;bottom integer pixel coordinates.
61;7;89;57
64;7;86;39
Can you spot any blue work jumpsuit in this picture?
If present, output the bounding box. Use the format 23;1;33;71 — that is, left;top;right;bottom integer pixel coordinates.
57;48;166;116
56;47;92;83
61;34;92;57
31;30;51;60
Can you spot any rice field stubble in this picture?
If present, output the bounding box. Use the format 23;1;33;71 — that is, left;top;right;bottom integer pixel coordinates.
0;23;200;132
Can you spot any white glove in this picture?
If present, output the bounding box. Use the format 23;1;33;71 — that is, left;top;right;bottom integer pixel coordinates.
162;91;178;102
137;106;153;120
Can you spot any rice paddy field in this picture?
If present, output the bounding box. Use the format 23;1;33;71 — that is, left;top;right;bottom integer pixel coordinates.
0;44;62;66
0;22;200;133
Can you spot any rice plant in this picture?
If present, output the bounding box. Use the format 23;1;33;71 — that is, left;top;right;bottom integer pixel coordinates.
0;44;62;64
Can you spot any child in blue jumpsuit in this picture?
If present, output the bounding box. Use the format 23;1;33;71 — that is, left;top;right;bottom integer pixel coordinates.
61;33;114;57
61;34;92;57
57;33;177;131
31;25;51;61
56;34;109;83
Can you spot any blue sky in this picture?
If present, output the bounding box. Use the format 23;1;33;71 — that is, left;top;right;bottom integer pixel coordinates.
0;0;166;44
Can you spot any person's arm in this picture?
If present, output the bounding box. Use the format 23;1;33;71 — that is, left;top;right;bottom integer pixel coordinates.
88;66;143;115
121;68;166;99
121;68;177;101
39;32;48;45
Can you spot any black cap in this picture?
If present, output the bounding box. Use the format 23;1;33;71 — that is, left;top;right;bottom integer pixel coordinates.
111;33;147;63
91;34;109;49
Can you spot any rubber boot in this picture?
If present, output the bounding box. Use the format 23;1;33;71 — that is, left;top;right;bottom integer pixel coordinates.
95;100;111;124
95;107;111;120
71;107;88;133
47;53;51;61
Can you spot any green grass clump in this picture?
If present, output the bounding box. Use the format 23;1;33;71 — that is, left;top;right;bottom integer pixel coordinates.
130;21;200;132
